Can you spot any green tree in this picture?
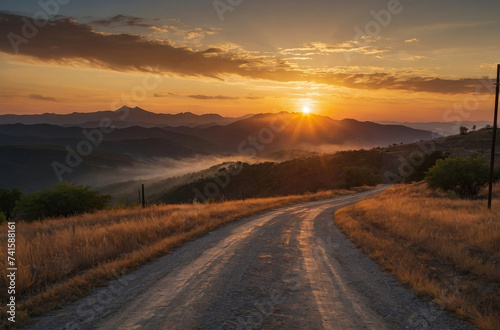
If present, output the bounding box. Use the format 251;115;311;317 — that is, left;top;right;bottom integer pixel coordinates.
343;166;380;189
14;183;111;221
0;188;23;220
425;154;500;199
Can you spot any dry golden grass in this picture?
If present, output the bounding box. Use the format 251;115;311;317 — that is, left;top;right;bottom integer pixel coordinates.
0;188;369;327
335;182;500;330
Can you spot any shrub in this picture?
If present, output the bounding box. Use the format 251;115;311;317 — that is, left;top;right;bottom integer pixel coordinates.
425;154;500;199
13;183;111;221
0;188;22;220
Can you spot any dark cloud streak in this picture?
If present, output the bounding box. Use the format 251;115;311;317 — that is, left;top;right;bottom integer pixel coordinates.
90;15;153;28
0;12;487;95
28;94;58;102
188;95;239;100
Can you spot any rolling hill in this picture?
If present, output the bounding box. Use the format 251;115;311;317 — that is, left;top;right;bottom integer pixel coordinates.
155;127;499;204
0;106;242;128
0;108;446;192
376;120;492;136
165;112;438;153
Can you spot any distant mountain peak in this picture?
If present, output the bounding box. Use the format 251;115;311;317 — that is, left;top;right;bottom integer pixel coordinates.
115;105;132;112
115;105;150;113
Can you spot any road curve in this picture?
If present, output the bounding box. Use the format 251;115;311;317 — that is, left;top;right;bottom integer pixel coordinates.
28;185;471;330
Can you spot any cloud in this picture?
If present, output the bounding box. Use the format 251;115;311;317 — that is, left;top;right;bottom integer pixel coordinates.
404;38;419;43
91;15;153;28
169;26;219;39
0;13;488;95
284;56;313;61
153;92;176;97
188;95;238;100
314;74;481;94
28;94;58;102
91;15;220;43
147;24;220;43
400;54;427;61
155;93;241;100
0;12;249;79
280;41;388;57
479;63;498;70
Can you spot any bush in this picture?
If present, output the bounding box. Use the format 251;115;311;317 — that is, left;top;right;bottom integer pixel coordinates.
425;154;500;199
0;187;22;220
343;166;380;188
0;212;6;224
13;183;111;221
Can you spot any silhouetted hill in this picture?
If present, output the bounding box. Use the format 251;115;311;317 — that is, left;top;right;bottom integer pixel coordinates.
0;123;223;191
166;112;438;153
0;123;221;154
0;145;137;192
376;121;492;136
5;110;483;195
0;106;241;127
385;126;500;162
0;109;440;153
157;127;499;204
158;150;389;203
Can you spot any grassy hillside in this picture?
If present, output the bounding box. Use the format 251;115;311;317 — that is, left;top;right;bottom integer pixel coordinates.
386;127;499;162
0;188;370;327
99;162;235;203
335;183;500;329
159;150;388;203
158;127;499;204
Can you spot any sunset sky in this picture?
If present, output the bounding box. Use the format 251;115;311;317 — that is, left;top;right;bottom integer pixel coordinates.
0;0;499;121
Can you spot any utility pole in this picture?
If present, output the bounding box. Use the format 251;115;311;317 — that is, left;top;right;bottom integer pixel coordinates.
142;184;146;208
488;64;499;210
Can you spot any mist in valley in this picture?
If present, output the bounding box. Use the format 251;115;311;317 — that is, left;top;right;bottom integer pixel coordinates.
94;154;257;203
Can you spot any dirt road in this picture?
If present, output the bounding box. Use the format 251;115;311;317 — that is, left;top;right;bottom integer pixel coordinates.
28;186;471;329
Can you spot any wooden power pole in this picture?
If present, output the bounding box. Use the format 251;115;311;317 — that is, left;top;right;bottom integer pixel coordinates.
488;64;500;210
141;184;146;208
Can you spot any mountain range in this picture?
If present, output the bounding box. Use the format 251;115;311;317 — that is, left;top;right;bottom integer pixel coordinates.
0;106;246;128
0;106;440;192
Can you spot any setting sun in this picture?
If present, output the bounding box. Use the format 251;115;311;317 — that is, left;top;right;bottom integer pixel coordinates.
302;106;311;114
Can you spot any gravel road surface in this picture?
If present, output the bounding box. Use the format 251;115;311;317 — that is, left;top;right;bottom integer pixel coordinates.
28;185;472;329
